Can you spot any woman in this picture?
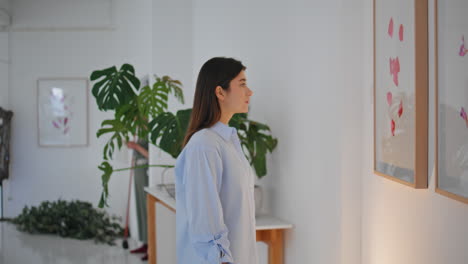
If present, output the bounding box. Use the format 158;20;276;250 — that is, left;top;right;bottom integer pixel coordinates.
175;57;257;264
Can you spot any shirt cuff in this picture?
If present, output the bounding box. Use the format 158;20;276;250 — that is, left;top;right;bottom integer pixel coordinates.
191;229;234;264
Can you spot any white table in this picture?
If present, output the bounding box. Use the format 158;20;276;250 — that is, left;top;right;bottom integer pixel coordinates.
145;186;293;264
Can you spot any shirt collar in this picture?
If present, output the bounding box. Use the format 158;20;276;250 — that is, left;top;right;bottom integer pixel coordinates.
211;121;236;141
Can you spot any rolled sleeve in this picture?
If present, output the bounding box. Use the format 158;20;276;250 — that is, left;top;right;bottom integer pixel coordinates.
183;146;234;263
191;229;234;263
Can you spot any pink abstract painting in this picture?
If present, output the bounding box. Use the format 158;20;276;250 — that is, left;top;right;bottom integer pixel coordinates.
399;24;404;42
388;17;404;42
38;78;88;147
385;94;404;136
48;90;72;135
386;17;405;136
461;107;468;128
389;57;400;87
398;100;403;118
459;36;467;57
388;18;394;37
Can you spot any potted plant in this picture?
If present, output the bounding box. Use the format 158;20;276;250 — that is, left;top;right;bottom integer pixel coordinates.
90;64;277;212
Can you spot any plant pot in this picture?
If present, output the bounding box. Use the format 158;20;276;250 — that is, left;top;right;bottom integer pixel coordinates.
254;185;263;216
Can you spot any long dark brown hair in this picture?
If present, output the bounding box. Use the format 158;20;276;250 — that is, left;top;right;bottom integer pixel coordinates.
183;57;246;147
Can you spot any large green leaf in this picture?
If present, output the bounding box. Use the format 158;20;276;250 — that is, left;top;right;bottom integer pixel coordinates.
96;99;150;160
98;162;113;208
233;117;278;178
149;108;192;158
138;75;184;119
96;118;128;160
90;64;140;111
229;113;248;129
137;82;169;118
116;99;149;139
177;108;191;136
158;75;184;104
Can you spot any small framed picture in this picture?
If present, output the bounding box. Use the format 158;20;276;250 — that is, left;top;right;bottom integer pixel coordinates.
37;78;89;147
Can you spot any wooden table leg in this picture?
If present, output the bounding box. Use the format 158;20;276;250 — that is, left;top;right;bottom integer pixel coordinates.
147;194;157;264
256;229;285;264
268;229;284;264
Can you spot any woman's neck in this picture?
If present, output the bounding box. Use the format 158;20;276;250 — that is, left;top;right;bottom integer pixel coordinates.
219;112;233;125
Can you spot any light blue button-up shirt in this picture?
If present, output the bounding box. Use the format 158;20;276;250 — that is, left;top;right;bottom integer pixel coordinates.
175;121;258;264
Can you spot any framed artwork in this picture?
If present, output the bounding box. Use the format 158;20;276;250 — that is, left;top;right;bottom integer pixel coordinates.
435;0;468;204
37;78;89;147
0;107;13;182
373;0;428;188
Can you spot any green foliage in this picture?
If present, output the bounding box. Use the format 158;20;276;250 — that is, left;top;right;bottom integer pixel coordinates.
96;98;150;160
98;161;113;208
137;75;185;118
230;114;278;178
90;65;189;208
97;119;128;161
91;64;141;111
149;108;192;158
90;64;278;207
11;200;123;245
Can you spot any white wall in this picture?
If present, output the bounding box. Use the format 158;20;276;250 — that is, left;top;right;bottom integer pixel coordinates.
150;0;193;182
361;0;468;263
8;1;467;264
0;0;11;31
151;0;365;263
4;0;152;227
0;0;8;108
0;0;10;11
150;0;193;263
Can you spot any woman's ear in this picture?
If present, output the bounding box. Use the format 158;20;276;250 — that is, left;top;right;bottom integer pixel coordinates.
215;86;225;101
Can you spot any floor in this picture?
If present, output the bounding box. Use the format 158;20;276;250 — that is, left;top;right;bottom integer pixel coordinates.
0;222;146;264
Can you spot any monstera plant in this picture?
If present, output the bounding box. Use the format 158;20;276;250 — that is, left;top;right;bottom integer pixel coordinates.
90;64;277;208
228;114;277;178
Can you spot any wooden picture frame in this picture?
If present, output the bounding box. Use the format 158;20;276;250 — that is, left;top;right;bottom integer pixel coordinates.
435;0;468;204
373;0;428;188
